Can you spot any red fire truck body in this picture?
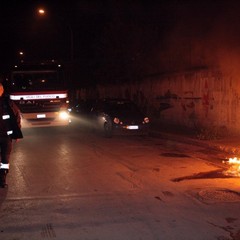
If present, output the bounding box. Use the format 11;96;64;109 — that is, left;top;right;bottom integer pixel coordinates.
9;62;70;128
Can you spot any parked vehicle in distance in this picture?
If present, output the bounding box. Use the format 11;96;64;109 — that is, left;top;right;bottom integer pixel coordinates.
90;98;150;137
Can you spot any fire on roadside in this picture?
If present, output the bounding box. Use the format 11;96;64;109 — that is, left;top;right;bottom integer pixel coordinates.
223;157;240;177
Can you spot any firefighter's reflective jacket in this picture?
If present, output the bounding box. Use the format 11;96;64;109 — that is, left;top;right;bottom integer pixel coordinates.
0;96;23;139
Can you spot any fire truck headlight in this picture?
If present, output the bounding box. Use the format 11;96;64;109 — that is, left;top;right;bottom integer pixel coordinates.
59;111;69;120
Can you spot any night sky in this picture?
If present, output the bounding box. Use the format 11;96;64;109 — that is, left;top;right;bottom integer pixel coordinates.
1;1;240;85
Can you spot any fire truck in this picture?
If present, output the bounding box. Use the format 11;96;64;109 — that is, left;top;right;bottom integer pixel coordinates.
8;61;71;128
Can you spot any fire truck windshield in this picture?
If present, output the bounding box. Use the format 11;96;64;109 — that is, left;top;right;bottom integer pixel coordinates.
11;70;63;92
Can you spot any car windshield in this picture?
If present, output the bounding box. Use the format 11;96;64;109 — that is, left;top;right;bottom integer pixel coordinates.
10;70;64;92
103;101;142;115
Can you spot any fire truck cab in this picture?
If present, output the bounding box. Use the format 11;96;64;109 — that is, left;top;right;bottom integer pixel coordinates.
9;61;71;128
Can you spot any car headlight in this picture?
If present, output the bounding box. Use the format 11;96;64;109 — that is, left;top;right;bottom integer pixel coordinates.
59;111;69;120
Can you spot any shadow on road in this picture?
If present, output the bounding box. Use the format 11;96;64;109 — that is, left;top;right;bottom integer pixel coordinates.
0;188;8;207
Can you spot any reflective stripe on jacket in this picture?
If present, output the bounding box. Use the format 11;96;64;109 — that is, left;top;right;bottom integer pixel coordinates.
1;111;14;137
0;163;10;169
1;97;23;139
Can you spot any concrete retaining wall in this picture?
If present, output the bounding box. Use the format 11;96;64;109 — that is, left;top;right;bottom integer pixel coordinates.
75;69;240;134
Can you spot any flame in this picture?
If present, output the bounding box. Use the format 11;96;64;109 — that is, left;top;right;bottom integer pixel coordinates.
223;157;240;177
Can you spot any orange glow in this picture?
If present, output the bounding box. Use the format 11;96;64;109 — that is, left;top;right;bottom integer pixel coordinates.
223;157;240;176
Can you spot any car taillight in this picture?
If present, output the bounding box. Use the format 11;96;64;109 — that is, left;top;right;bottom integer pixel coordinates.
143;117;150;124
113;117;120;124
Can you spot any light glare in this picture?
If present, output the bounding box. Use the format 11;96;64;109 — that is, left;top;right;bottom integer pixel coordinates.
38;9;45;15
59;111;69;120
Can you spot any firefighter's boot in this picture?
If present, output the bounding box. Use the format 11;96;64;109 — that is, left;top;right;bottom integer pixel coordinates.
0;169;8;188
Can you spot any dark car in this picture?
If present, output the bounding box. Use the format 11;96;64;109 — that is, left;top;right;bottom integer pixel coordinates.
90;98;150;137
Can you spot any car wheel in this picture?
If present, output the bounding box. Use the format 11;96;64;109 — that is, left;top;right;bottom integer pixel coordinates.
103;122;112;138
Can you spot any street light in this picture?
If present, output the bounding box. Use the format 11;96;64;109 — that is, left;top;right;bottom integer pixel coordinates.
37;7;73;62
19;51;24;63
38;8;45;15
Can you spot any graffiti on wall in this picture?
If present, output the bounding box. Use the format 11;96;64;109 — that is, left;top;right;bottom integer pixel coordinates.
181;91;198;111
155;89;177;112
154;87;214;128
181;91;201;128
202;80;214;117
154;81;213;117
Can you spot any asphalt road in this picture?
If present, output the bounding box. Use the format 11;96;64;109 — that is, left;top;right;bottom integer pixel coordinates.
0;121;240;240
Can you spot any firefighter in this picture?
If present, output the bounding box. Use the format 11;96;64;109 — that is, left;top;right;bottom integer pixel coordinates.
0;82;23;188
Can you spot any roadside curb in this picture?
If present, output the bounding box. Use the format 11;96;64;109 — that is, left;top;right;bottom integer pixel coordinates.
150;130;240;156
